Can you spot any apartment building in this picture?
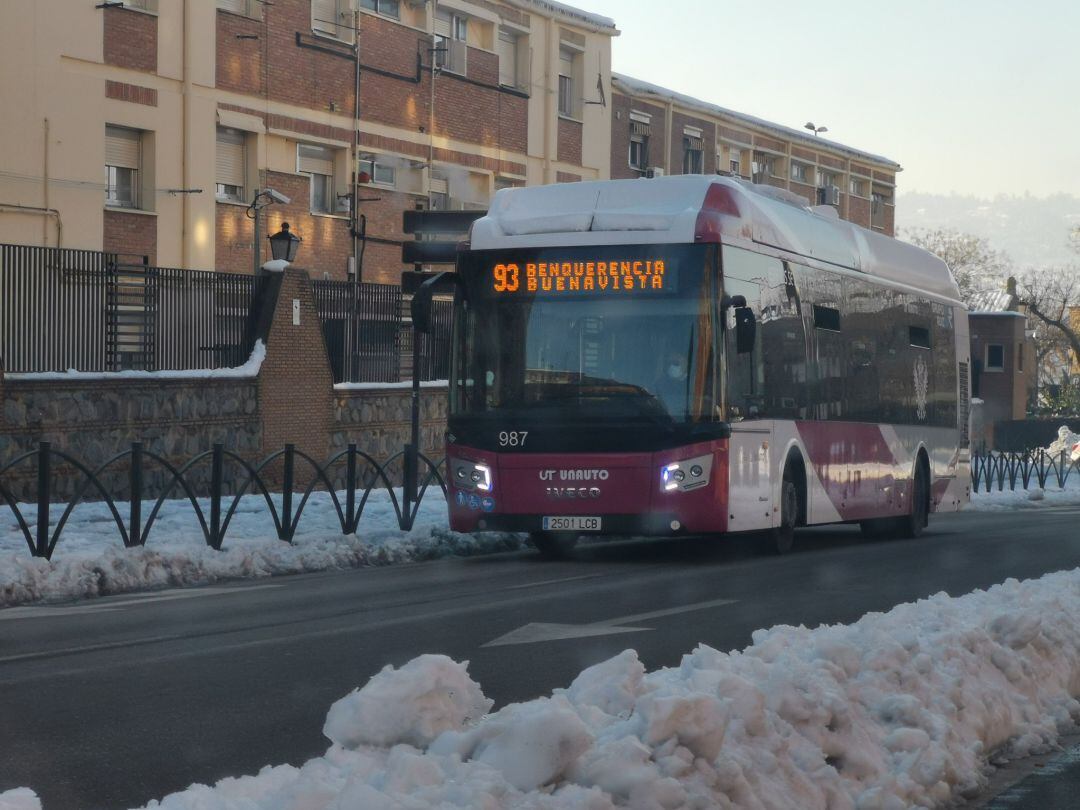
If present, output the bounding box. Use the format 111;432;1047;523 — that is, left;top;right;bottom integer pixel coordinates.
0;0;616;283
610;74;901;236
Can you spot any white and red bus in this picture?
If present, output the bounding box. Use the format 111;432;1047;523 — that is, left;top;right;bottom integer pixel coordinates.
425;175;970;556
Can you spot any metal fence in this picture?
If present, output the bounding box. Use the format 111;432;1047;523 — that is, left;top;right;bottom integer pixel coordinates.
312;280;454;384
971;450;1080;492
1;244;263;373
1;440;446;560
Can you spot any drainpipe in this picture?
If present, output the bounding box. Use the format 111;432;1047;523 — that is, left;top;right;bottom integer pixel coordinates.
352;5;361;282
0;205;62;248
543;17;556;184
181;0;192;268
42;118;50;246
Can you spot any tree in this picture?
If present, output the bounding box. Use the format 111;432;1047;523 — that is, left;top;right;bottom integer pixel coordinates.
902;227;1010;304
1017;268;1080;394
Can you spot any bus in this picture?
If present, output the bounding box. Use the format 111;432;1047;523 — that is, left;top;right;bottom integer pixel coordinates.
415;175;970;557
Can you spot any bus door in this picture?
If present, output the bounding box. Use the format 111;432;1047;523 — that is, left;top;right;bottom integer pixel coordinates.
721;249;790;533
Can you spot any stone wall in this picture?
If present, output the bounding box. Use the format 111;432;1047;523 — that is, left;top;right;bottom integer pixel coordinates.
0;378;260;501
331;385;448;483
0;266;451;503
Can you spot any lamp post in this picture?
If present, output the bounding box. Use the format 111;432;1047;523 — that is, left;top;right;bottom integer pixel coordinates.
267;222;302;263
804;122;828;137
246;188;291;274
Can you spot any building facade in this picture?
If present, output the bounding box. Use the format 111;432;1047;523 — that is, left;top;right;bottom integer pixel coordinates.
0;0;902;285
609;74;900;236
0;0;616;283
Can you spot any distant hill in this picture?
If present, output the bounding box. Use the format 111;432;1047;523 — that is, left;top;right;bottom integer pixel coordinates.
896;191;1080;268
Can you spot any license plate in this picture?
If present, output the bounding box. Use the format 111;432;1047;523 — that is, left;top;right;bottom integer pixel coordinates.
542;516;602;532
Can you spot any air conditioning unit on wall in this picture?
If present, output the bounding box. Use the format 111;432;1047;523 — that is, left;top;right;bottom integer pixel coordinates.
817;185;840;206
645;167;665;178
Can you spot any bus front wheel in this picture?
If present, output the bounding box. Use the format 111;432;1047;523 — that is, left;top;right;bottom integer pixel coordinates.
768;477;798;554
529;532;579;560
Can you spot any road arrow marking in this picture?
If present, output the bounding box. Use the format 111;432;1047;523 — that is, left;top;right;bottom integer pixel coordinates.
482;597;737;647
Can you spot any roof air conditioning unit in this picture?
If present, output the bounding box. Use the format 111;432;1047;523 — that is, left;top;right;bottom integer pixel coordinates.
645;167;664;178
817;185;840;206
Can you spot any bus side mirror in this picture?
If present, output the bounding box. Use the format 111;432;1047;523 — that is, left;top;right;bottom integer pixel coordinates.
411;284;435;334
734;307;756;354
410;271;462;334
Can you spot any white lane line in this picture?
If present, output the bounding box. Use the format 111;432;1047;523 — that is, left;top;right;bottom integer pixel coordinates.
0;584;284;621
482;597;738;647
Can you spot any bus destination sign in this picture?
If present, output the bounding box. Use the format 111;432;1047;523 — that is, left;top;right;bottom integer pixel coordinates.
489;258;674;296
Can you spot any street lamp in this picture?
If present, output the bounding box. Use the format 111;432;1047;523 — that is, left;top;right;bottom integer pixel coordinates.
246;188;291;274
267;222;302;263
804;122;828;137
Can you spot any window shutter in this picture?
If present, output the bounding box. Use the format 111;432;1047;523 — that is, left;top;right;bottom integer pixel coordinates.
105;126;140;169
217;0;246;13
434;10;451;37
298;144;334;176
497;30;517;86
216;128;245;188
312;0;337;34
630;121;651;137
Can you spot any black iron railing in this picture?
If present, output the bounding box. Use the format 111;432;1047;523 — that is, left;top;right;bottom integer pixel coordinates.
312;280;453;384
0;244;263;373
971;449;1080;492
1;441;446;560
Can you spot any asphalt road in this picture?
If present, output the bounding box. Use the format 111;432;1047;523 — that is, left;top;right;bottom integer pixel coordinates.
3;506;1080;810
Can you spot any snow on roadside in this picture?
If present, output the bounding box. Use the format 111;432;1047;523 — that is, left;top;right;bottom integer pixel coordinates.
0;489;524;607
968;474;1080;511
84;568;1080;809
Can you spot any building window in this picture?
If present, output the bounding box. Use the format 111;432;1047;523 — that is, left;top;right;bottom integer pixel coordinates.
558;47;578;117
217;0;259;16
312;0;353;42
682;136;703;174
986;343;1005;371
360;0;399;19
497;28;520;88
817;169;837;188
871;188;892;228
298;143;336;214
121;0;158;12
215;127;247;203
629;134;649;170
790;162;809;183
435;10;468;75
359;154;396;187
105;125;141;209
752;154;776;182
849;177;868;197
1017;342;1024;372
728;147;742;176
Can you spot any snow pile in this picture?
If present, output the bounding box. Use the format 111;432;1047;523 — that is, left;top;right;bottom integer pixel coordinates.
0;789;41;810
0;489;524;607
6;341;266;381
967;473;1080;510
127;570;1080;810
1045;425;1080;461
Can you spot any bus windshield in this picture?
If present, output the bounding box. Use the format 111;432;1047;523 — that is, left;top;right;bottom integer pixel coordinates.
451;244;718;438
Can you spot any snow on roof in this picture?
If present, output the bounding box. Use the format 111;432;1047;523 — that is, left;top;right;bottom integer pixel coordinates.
967;288;1017;313
473;175;960;302
613;73;901;170
505;0;617;32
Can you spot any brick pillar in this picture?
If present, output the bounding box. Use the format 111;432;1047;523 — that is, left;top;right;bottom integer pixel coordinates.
257;267;334;465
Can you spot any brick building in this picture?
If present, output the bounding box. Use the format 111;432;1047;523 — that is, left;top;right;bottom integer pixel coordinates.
0;0;907;286
609;74;901;236
0;0;616;283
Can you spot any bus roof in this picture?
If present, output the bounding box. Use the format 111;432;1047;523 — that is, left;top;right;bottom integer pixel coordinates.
470;176;961;303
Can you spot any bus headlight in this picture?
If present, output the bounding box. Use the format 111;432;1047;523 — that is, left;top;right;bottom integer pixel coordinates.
452;460;492;493
660;454;713;493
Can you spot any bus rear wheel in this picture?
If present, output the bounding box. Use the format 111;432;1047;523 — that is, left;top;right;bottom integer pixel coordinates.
897;460;930;539
529;532;579;560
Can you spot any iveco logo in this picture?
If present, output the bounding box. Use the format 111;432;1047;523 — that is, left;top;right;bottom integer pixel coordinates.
545;487;601;499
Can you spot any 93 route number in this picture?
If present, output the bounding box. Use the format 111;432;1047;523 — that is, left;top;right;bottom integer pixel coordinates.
499;431;527;448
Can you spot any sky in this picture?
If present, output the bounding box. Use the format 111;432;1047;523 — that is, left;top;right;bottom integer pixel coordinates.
581;0;1079;199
